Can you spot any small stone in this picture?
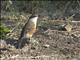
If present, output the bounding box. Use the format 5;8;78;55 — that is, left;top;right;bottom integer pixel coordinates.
43;44;50;48
65;24;72;32
0;40;7;49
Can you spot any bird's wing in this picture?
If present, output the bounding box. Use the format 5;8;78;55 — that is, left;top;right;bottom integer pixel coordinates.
19;21;36;39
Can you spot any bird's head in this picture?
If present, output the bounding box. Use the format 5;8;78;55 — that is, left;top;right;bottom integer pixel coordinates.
29;13;38;25
29;14;38;19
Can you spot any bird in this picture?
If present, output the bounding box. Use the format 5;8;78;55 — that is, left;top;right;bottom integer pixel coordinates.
17;14;38;49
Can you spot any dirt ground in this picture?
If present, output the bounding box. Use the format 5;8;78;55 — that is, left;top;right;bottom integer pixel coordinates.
0;20;80;60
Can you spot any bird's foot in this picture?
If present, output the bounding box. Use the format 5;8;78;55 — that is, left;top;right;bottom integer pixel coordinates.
30;38;39;44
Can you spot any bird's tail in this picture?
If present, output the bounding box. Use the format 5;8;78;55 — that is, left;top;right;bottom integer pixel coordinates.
16;38;30;49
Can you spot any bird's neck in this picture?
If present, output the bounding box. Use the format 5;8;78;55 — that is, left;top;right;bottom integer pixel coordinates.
30;17;38;26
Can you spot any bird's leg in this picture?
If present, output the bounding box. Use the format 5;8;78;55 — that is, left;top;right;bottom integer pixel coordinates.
29;38;32;43
29;37;38;46
29;37;35;43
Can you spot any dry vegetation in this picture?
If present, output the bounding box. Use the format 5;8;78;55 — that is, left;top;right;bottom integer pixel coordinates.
0;17;80;60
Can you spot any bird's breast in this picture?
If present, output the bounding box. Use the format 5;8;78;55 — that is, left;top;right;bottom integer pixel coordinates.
30;17;38;27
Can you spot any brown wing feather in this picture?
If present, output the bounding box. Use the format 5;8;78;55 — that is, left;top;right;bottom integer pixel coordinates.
19;21;36;39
